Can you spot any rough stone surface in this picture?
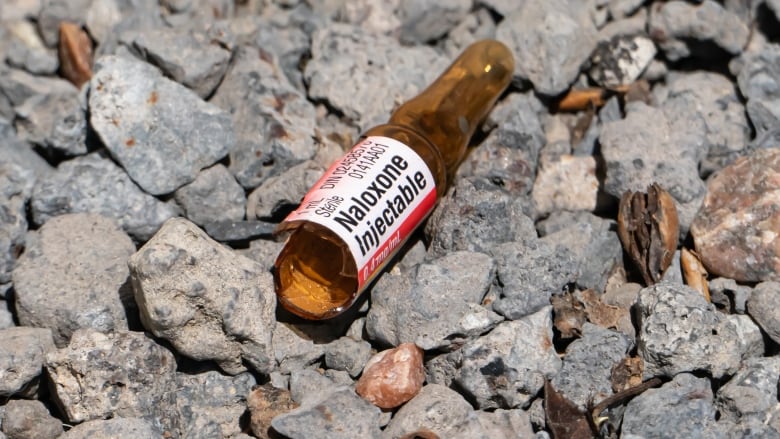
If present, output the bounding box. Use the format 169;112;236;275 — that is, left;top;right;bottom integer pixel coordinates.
691;148;780;282
447;408;535;439
355;343;424;409
648;0;749;61
246;160;323;220
746;281;780;344
496;0;598;95
12;213;135;346
622;373;720;438
736;44;780;135
366;251;502;350
210;45;317;188
0;327;55;397
174;164;246;227
716;356;780;427
1;399;63;439
59;418;159;439
600;102;706;236
532;154;598;217
456;307;561;409
89;55;233;195
551;323;631;410
396;0;472;44
492;237;578;319
247;383;298;439
289;368;342;406
30;152;180;241
589;35;657;87
658;71;750;176
129;218;276;375
45;329;177;436
272;322;325;374
305;23;447;129
324;336;372;378
538;211;623;292
636;282;764;379
175;370;256;439
0;161;31;284
132;27;231;98
383;384;474;439
426;178;537;257
270;386;383;439
14;81;86;156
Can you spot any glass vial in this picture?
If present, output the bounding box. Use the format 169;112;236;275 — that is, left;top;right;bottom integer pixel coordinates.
274;40;515;319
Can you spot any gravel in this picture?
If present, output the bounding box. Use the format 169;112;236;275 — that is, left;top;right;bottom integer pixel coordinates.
2;1;779;437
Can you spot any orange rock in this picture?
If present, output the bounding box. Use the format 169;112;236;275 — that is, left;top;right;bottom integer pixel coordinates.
355;343;424;409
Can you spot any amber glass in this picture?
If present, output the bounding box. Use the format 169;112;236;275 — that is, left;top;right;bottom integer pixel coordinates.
274;40;515;319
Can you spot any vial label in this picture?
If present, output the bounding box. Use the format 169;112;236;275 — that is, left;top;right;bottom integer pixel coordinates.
281;136;437;288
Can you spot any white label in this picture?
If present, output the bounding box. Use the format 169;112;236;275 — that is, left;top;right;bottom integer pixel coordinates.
280;136;437;288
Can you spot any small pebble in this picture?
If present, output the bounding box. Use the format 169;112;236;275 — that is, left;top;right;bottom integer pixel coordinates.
355;343;425;409
1;399;63;439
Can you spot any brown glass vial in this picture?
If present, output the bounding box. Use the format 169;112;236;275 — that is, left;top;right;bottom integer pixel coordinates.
274;40;515;320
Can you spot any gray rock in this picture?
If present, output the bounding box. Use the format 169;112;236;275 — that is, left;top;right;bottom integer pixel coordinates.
246;160;323;220
304;23;447;130
12;213;135;347
622;373;719;438
600;102;706;237
709;277;751;314
0;162;31;284
86;0;164;55
366;251;502;350
746;281;780;344
531;154;599;215
457;92;546;196
424;349;461;387
0;0;42;21
4;21;58;75
36;0;94;46
442;8;497;57
60;418;159;439
589;35;657;88
0;327;55;397
455;306;561;409
132;27;231;98
539;212;622;292
383;384;474;439
271;386;382;439
45;329;177;436
608;0;644;18
210;45;317;188
637;282;764;379
203;220;276;243
89;55;233;195
176;370;256;439
735;44;780;136
496;0;598;95
396;0;472;44
551;323;631;410
477;0;521;16
14;82;86;156
0;118;53;180
0;301;13;330
235;237;284;271
426;178;537;258
273;322;325;374
658;71;750;176
129;218;276;375
648;0;749;61
1;399;63;439
174;164;246;227
597;8;649;45
716;356;780;427
325;336;372;378
30;153;180;241
289;368;342;406
0;67;76;108
447;409;534;439
721;416;780;439
492;238;578;320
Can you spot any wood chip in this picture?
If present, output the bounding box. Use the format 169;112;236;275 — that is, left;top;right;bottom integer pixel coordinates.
59;22;93;88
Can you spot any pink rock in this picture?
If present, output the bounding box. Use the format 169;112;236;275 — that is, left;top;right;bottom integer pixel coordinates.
691;148;780;282
355;343;424;409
